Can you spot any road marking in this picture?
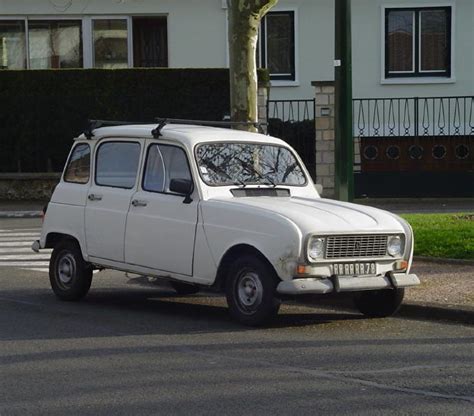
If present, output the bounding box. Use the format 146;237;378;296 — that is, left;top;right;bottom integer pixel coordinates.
0;228;41;232
0;242;35;247
20;268;49;273
0;237;40;242
0;232;41;237
0;247;52;254
0;254;52;260
0;261;50;267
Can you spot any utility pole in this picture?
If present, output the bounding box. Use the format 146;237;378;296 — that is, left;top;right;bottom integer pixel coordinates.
334;0;354;201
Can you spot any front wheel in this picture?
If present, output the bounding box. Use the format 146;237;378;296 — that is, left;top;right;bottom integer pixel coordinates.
49;240;93;301
354;288;405;318
226;255;280;326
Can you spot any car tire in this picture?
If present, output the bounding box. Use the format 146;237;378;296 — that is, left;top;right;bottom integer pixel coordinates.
354;288;405;318
226;255;281;326
171;281;200;295
49;240;93;301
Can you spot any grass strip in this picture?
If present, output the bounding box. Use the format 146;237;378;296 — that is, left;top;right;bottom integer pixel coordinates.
401;213;474;260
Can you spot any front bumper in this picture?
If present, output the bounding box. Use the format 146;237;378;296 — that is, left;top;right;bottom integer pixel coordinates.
277;272;420;295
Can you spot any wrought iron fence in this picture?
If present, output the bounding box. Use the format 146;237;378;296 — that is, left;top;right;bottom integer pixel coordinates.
353;96;474;138
352;96;474;174
266;99;316;179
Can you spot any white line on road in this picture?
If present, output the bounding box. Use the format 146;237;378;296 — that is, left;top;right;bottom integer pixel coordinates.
0;261;50;267
0;229;41;233
0;242;35;247
0;254;51;260
0;247;51;254
0;237;39;242
0;232;42;237
20;268;50;273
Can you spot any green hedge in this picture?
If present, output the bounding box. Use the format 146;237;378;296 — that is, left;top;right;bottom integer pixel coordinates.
0;68;268;172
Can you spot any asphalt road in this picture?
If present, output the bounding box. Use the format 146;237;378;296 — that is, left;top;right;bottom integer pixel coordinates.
0;218;473;415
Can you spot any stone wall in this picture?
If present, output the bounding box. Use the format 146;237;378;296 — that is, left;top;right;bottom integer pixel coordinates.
312;81;336;198
0;173;60;201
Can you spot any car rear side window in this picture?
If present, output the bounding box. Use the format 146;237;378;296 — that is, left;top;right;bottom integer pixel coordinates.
64;143;91;184
96;141;141;189
143;144;192;193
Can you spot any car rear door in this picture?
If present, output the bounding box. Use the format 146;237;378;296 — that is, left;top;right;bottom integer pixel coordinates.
125;141;198;276
85;139;143;262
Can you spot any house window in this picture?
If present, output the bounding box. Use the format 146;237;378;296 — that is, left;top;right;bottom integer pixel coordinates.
28;20;83;69
259;11;296;81
93;19;129;69
0;20;26;69
132;17;168;67
385;7;451;78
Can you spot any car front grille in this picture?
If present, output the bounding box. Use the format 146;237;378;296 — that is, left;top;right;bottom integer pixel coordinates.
325;235;388;259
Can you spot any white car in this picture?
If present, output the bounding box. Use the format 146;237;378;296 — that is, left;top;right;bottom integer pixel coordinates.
34;121;420;325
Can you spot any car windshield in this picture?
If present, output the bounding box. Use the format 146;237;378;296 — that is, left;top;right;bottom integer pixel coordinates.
195;142;307;186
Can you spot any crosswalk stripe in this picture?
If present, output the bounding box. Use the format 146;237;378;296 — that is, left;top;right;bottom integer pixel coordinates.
0;261;50;267
0;237;39;242
0;232;41;237
20;268;50;273
0;254;51;260
0;247;51;254
0;242;36;247
0;229;41;233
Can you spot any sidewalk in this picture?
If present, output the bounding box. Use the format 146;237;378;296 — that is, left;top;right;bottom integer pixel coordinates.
0;198;472;324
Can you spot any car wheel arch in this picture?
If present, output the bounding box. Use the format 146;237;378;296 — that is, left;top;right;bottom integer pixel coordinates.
45;233;87;259
213;244;280;291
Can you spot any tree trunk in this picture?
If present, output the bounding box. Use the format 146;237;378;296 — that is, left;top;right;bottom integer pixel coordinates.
228;0;277;132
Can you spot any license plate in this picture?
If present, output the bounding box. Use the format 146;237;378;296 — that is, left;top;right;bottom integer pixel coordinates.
332;262;376;276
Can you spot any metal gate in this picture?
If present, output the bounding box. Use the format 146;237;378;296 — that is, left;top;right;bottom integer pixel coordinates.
266;99;316;180
353;96;474;197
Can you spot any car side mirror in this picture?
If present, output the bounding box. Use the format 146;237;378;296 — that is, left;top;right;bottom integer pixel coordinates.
169;178;194;204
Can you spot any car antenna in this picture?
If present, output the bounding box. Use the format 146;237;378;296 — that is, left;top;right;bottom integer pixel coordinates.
152;119;168;138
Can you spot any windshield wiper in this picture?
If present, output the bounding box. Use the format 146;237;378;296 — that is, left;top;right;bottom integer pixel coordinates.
237;158;276;187
202;159;246;187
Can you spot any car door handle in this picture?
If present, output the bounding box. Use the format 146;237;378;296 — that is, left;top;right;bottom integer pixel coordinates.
88;193;103;201
131;199;148;207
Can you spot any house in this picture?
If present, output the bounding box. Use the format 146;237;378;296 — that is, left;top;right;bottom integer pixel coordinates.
1;0;472;197
1;0;472;99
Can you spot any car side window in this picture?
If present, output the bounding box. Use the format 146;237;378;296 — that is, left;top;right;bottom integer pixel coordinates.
143;144;192;194
95;141;141;189
64;143;91;184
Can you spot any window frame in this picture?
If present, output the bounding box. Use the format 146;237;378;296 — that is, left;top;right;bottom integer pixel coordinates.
63;142;91;185
94;140;142;190
142;143;194;197
258;8;298;85
383;5;452;80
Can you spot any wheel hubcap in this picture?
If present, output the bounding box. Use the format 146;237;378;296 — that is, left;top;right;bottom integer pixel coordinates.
236;272;263;312
57;254;76;287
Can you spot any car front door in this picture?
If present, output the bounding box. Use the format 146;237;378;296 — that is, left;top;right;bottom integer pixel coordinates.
85;139;143;262
125;142;198;276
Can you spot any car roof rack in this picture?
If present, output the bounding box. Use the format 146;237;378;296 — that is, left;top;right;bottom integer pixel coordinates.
84;118;267;140
153;118;268;136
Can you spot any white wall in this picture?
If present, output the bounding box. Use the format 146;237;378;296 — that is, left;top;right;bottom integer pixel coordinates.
352;0;474;98
1;0;472;100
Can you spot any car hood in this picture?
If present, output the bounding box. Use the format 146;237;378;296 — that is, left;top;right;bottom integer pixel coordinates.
209;196;404;234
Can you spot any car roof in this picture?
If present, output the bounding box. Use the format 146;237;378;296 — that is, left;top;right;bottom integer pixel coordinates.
75;124;287;148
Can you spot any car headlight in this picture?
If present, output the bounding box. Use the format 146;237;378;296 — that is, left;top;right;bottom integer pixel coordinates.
387;236;402;257
308;237;325;260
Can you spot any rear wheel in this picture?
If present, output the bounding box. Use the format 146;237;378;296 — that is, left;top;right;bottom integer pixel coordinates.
226;255;280;326
354;288;405;318
49;240;92;301
171;281;200;295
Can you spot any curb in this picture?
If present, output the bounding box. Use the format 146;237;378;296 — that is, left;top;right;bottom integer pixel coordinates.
399;302;474;326
414;256;474;266
296;295;473;326
0;211;42;219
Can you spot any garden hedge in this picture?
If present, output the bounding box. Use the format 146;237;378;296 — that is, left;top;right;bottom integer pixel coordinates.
0;68;269;172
